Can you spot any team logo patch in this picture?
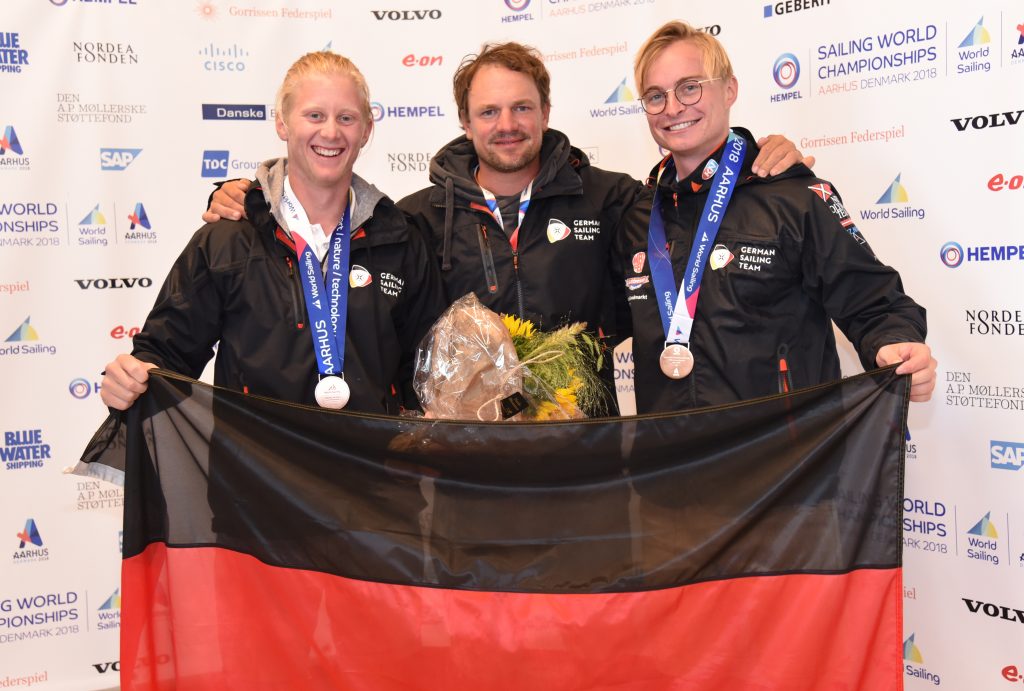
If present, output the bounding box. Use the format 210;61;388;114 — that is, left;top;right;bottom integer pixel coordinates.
808;182;833;202
709;244;735;270
546;219;571;243
631;251;646;274
349;265;372;288
625;276;650;291
701;159;719;180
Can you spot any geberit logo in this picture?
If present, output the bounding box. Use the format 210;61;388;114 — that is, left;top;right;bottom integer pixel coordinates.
763;0;830;18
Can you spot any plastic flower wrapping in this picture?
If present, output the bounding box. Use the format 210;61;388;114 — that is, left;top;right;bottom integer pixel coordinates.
413;293;609;421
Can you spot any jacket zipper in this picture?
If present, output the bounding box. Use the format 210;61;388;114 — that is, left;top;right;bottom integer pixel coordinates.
512;250;524;318
283;251;304;330
476;224;499;294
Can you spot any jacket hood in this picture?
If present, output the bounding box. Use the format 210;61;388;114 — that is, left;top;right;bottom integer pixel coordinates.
254;157;387;235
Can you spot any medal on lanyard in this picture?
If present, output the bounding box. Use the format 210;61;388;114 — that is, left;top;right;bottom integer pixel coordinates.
647;132;746;379
285;186;354;409
475;175;533;251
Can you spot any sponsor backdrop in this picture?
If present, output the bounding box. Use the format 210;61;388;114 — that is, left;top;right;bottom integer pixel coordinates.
1;0;1020;688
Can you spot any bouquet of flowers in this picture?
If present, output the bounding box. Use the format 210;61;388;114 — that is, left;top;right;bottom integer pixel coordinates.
413;293;608;421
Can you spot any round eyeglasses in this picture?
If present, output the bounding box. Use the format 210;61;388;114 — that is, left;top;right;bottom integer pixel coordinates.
639;78;720;115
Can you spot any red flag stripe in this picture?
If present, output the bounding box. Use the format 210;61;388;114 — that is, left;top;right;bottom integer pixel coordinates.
122;543;902;691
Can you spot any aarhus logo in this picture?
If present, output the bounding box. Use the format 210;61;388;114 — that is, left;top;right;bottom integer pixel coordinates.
13;518;49;564
860;173;925;220
2;429;51;471
128;203;150;230
16;519;42;548
903;634;941;685
0;125;29;170
991;440;1024;471
100;148;141;171
770;53;803;102
940;241;963;268
1011;21;1024;64
589;79;644;118
0;31;29;74
966;511;1001;566
955;17;992;74
1;125;24;155
125;202;156;243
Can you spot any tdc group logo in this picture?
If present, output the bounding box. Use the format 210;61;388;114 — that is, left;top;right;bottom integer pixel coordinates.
202;150;229;178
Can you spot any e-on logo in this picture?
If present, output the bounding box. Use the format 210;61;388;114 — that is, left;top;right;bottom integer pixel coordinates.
940;241;963;268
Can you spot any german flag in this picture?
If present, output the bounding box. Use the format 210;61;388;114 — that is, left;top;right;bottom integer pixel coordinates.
77;367;907;690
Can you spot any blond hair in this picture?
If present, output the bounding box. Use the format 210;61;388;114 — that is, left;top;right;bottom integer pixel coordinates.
275;51;372;124
634;21;734;94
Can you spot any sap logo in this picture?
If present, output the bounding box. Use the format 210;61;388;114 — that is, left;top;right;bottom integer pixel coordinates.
110;325;141;339
100;148;141;171
963;598;1024;623
991;440;1024;470
201;104;266;121
93;661;120;674
951;110;1023;131
371;9;442;20
202;150;229;177
75;277;153;290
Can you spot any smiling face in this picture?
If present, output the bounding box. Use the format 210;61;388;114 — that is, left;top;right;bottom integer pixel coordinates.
461;64;550;191
275;73;371;196
641;39;737;177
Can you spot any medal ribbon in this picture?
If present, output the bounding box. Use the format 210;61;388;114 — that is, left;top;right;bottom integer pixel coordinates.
282;183;353;377
474;177;533;252
647;132;746;346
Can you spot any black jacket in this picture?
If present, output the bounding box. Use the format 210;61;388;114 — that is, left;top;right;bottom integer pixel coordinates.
398;129;641;338
618;128;928;414
133;174;446;414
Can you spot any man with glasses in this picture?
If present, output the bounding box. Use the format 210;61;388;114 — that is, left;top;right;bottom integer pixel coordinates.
620;21;936;414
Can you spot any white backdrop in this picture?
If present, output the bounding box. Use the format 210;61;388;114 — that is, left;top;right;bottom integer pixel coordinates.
2;1;1022;688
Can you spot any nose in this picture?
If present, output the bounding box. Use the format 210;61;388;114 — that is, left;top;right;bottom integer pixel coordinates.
321;117;340;139
496;107;516;131
664;90;687;116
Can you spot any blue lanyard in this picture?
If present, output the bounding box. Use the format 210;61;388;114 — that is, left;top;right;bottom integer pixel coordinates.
475;175;533;251
647;132;746;345
293;202;352;377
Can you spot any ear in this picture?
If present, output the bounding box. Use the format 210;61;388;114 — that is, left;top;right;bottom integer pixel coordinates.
275;113;288;142
460;115;472;140
361;120;373;148
540;103;551;132
724;76;739;108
